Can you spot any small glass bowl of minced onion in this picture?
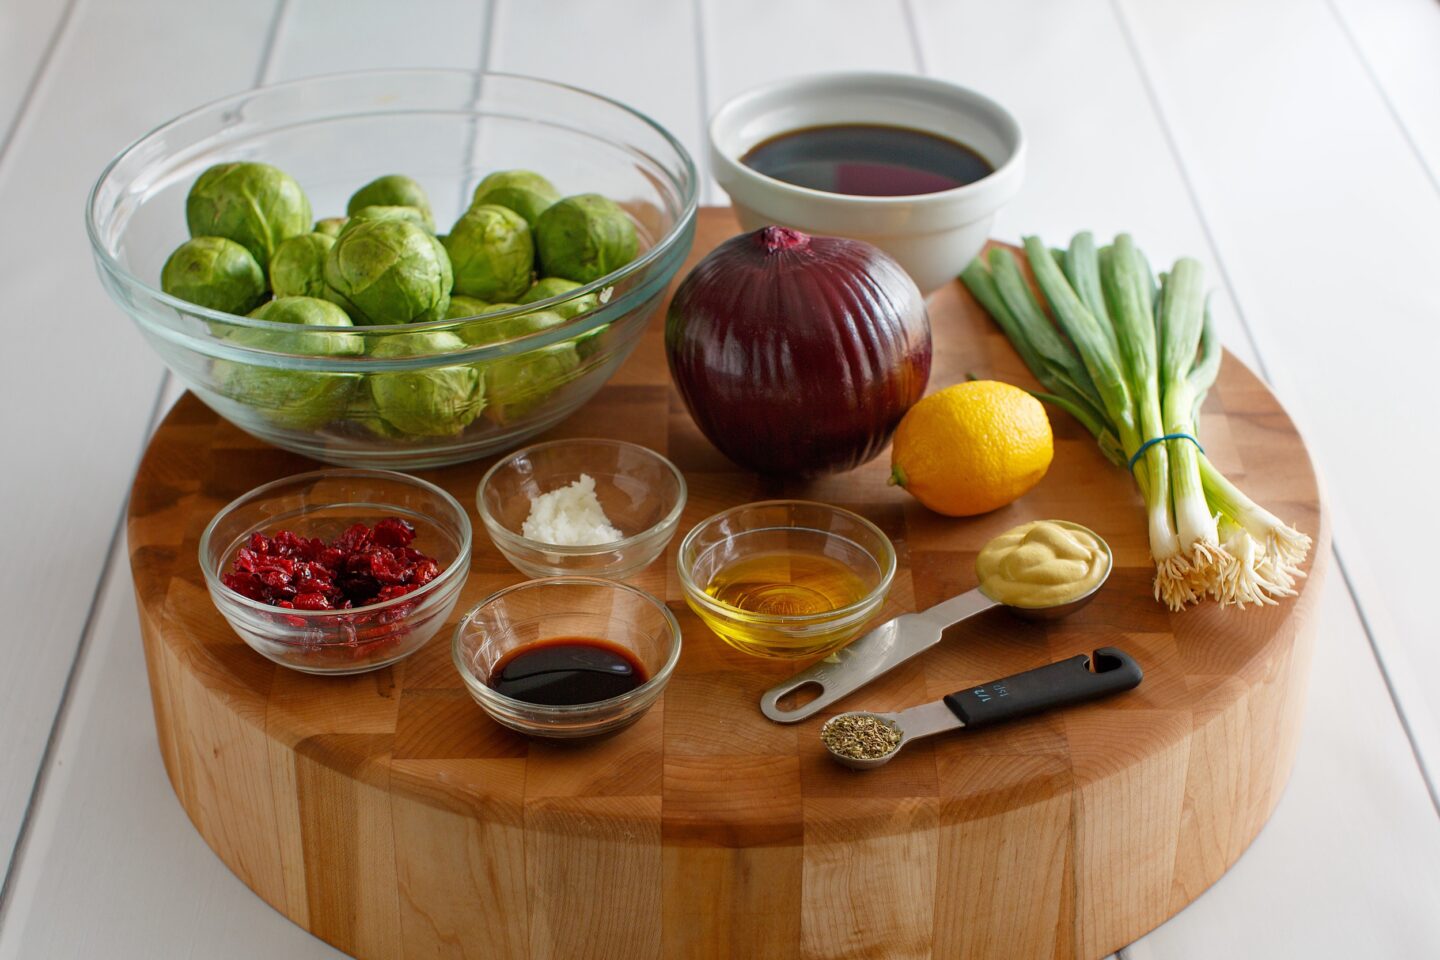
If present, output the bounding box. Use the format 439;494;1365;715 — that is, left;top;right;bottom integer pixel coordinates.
476;438;687;579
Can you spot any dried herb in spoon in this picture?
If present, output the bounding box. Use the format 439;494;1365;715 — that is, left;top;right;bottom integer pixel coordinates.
821;714;901;760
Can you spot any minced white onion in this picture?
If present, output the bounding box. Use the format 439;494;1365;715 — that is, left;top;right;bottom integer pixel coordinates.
520;474;623;546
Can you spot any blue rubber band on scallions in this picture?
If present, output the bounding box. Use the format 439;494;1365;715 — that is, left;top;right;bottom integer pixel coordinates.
1127;433;1205;473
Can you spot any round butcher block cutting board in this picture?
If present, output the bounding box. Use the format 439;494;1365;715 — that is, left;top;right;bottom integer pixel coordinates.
127;209;1326;960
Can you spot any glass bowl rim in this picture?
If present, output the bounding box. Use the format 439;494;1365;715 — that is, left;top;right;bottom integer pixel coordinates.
477;438;688;556
85;68;700;354
675;498;898;625
199;466;474;629
452;575;683;715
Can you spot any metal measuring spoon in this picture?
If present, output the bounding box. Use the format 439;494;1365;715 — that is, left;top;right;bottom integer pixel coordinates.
761;526;1112;724
821;647;1143;769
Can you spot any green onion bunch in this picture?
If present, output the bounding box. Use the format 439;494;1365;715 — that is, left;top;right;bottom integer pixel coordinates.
961;233;1310;610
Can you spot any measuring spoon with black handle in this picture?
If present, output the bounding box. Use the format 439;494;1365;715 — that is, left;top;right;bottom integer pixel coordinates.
822;647;1143;769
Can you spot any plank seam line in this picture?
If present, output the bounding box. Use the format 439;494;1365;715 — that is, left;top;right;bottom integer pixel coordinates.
0;0;82;177
255;0;291;88
901;0;929;74
1107;0;1440;823
478;0;499;73
1331;544;1440;818
454;0;500;214
0;372;170;929
1324;0;1440;201
691;0;712;201
0;0;291;927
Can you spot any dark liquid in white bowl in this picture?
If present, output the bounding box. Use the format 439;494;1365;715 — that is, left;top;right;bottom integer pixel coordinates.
741;123;993;197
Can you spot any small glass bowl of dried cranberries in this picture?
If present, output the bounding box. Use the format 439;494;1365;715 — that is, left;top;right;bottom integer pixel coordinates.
200;469;472;675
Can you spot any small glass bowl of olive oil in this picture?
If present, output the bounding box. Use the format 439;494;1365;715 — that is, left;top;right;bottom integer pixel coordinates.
677;500;896;659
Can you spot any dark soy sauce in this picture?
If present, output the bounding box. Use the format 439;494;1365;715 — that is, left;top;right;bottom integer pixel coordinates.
740;123;994;197
488;637;649;706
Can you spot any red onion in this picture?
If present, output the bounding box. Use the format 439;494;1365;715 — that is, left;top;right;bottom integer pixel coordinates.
665;226;931;476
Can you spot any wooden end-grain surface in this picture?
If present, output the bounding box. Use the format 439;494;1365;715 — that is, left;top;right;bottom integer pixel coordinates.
126;208;1327;960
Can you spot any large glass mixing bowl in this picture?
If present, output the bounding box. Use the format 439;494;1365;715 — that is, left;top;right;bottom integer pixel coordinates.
88;70;697;467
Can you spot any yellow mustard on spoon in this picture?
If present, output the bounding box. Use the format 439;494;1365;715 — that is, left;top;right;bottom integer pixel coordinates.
973;520;1110;609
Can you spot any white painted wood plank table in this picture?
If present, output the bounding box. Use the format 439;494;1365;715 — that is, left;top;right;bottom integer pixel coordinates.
2;0;1438;956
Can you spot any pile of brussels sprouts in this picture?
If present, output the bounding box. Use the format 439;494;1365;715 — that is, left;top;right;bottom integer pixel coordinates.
160;162;639;438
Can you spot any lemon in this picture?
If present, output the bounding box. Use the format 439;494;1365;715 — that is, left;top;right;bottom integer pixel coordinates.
890;380;1053;516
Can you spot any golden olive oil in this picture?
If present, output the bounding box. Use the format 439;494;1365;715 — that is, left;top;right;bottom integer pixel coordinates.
698;539;883;658
705;552;871;616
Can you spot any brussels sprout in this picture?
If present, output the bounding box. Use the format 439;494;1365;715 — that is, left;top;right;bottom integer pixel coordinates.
444;295;490;320
161;236;266;314
440;302;506;348
366;331;483;437
470;170;559;227
269;232;336;300
185;162;312;271
518;276;599;320
466;307;564;342
313;217;348;237
347;175;434;230
519;277;606;359
571;326;607;361
249;295;355;328
343;205;433;234
448;304;531;346
213;296;361;430
534;194;638;284
484;343;580;425
463;308;579;425
442;204;534;302
323;219;452;325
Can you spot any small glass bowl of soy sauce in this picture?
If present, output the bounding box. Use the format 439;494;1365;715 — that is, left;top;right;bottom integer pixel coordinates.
452;577;681;739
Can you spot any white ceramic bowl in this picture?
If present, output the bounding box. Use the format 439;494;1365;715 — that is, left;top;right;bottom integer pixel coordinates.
709;72;1025;293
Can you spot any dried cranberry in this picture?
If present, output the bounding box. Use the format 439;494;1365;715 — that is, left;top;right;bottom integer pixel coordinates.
273;530;306;555
410;558;439;586
257;572;292;595
373;517;416;548
338;576;378;601
370;551;409;585
292;592;333;611
221;517;441;634
221;571;265;600
334;523;373;553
